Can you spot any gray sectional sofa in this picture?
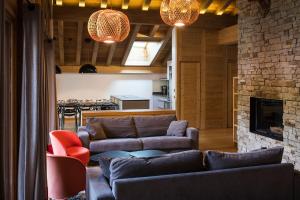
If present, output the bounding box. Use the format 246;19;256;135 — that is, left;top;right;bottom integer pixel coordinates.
86;149;300;200
77;115;199;153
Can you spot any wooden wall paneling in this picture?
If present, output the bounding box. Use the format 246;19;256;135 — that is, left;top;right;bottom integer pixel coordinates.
58;20;64;65
200;30;206;129
175;27;202;128
75;21;83;65
204;30;227;128
179;62;201;128
218;24;238;45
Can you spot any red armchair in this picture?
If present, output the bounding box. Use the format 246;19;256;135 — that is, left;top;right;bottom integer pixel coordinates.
49;130;90;166
46;151;86;199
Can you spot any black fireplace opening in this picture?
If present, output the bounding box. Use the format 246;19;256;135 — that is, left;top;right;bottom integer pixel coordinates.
250;97;284;141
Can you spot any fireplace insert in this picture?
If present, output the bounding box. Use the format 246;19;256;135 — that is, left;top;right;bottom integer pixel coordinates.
250;97;283;141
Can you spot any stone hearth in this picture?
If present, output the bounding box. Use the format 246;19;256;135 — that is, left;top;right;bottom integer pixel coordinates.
237;0;300;170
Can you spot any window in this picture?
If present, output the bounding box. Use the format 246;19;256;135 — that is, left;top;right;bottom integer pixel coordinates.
125;41;163;66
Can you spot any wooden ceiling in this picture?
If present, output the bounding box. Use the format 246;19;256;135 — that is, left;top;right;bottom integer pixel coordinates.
53;0;238;67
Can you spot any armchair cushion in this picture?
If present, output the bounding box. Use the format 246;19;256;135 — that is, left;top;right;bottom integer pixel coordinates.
66;146;90;166
166;120;188;137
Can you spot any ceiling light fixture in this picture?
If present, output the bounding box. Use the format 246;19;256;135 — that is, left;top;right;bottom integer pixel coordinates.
160;0;200;27
88;9;130;43
79;0;85;7
56;0;63;6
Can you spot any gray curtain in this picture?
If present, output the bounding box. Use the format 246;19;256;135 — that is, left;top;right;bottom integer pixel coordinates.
0;0;5;197
18;4;48;200
45;40;57;132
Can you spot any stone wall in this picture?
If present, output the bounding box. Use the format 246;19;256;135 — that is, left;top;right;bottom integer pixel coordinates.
237;0;300;170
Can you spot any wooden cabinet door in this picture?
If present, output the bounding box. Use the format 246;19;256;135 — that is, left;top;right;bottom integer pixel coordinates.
177;62;201;128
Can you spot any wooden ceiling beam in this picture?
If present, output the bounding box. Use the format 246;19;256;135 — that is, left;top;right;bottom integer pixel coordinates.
200;0;213;14
162;49;171;65
216;0;234;15
150;27;173;66
53;7;237;29
121;24;141;65
106;43;117;66
142;0;152;11
58;20;64;65
149;25;160;37
135;36;163;42
122;0;130;9
75;21;83;65
60;65;167;74
91;42;99;65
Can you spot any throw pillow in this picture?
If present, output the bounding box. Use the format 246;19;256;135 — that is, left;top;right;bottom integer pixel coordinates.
204;146;284;170
167;120;188;136
86;118;107;140
109;150;204;186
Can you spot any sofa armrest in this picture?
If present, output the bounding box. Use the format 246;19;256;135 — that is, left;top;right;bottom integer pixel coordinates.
77;126;90;148
87;167;115;200
295;171;300;200
186;127;199;149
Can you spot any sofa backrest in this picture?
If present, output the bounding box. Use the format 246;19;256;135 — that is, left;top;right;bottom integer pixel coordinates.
86;117;137;138
86;114;177;138
133;115;176;137
112;163;294;200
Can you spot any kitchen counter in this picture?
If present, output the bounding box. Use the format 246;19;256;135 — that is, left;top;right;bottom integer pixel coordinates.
111;95;150;110
111;95;150;101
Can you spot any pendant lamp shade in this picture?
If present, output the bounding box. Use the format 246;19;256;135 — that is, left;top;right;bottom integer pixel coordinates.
88;9;130;43
160;0;200;27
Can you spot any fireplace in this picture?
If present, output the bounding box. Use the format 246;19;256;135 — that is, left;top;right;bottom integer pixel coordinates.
250;97;284;141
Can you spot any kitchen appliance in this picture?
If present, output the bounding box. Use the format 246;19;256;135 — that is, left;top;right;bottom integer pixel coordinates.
161;85;168;96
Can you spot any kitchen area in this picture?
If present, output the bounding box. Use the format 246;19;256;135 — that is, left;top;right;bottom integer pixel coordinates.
56;62;175;130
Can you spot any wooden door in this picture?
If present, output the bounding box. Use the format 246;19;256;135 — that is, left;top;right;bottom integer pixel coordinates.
177;62;201;128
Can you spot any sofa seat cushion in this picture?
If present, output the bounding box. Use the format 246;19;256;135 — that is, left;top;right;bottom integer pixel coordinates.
90;138;142;153
134;115;176;137
66;146;90;165
140;136;192;150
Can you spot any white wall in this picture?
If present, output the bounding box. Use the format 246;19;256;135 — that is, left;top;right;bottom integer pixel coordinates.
56;74;165;102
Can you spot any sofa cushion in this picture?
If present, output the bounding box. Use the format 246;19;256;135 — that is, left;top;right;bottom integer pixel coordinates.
167;120;188;137
87;117;137;138
140;136;192;150
90;138;142;153
134;115;176;137
85;119;107;140
204;146;284;170
110;150;204;186
98;151;132;179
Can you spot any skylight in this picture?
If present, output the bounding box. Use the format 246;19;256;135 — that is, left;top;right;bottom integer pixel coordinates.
125;41;163;66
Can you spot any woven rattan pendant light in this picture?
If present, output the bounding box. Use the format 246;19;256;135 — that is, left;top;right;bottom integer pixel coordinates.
88;8;130;43
160;0;200;27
